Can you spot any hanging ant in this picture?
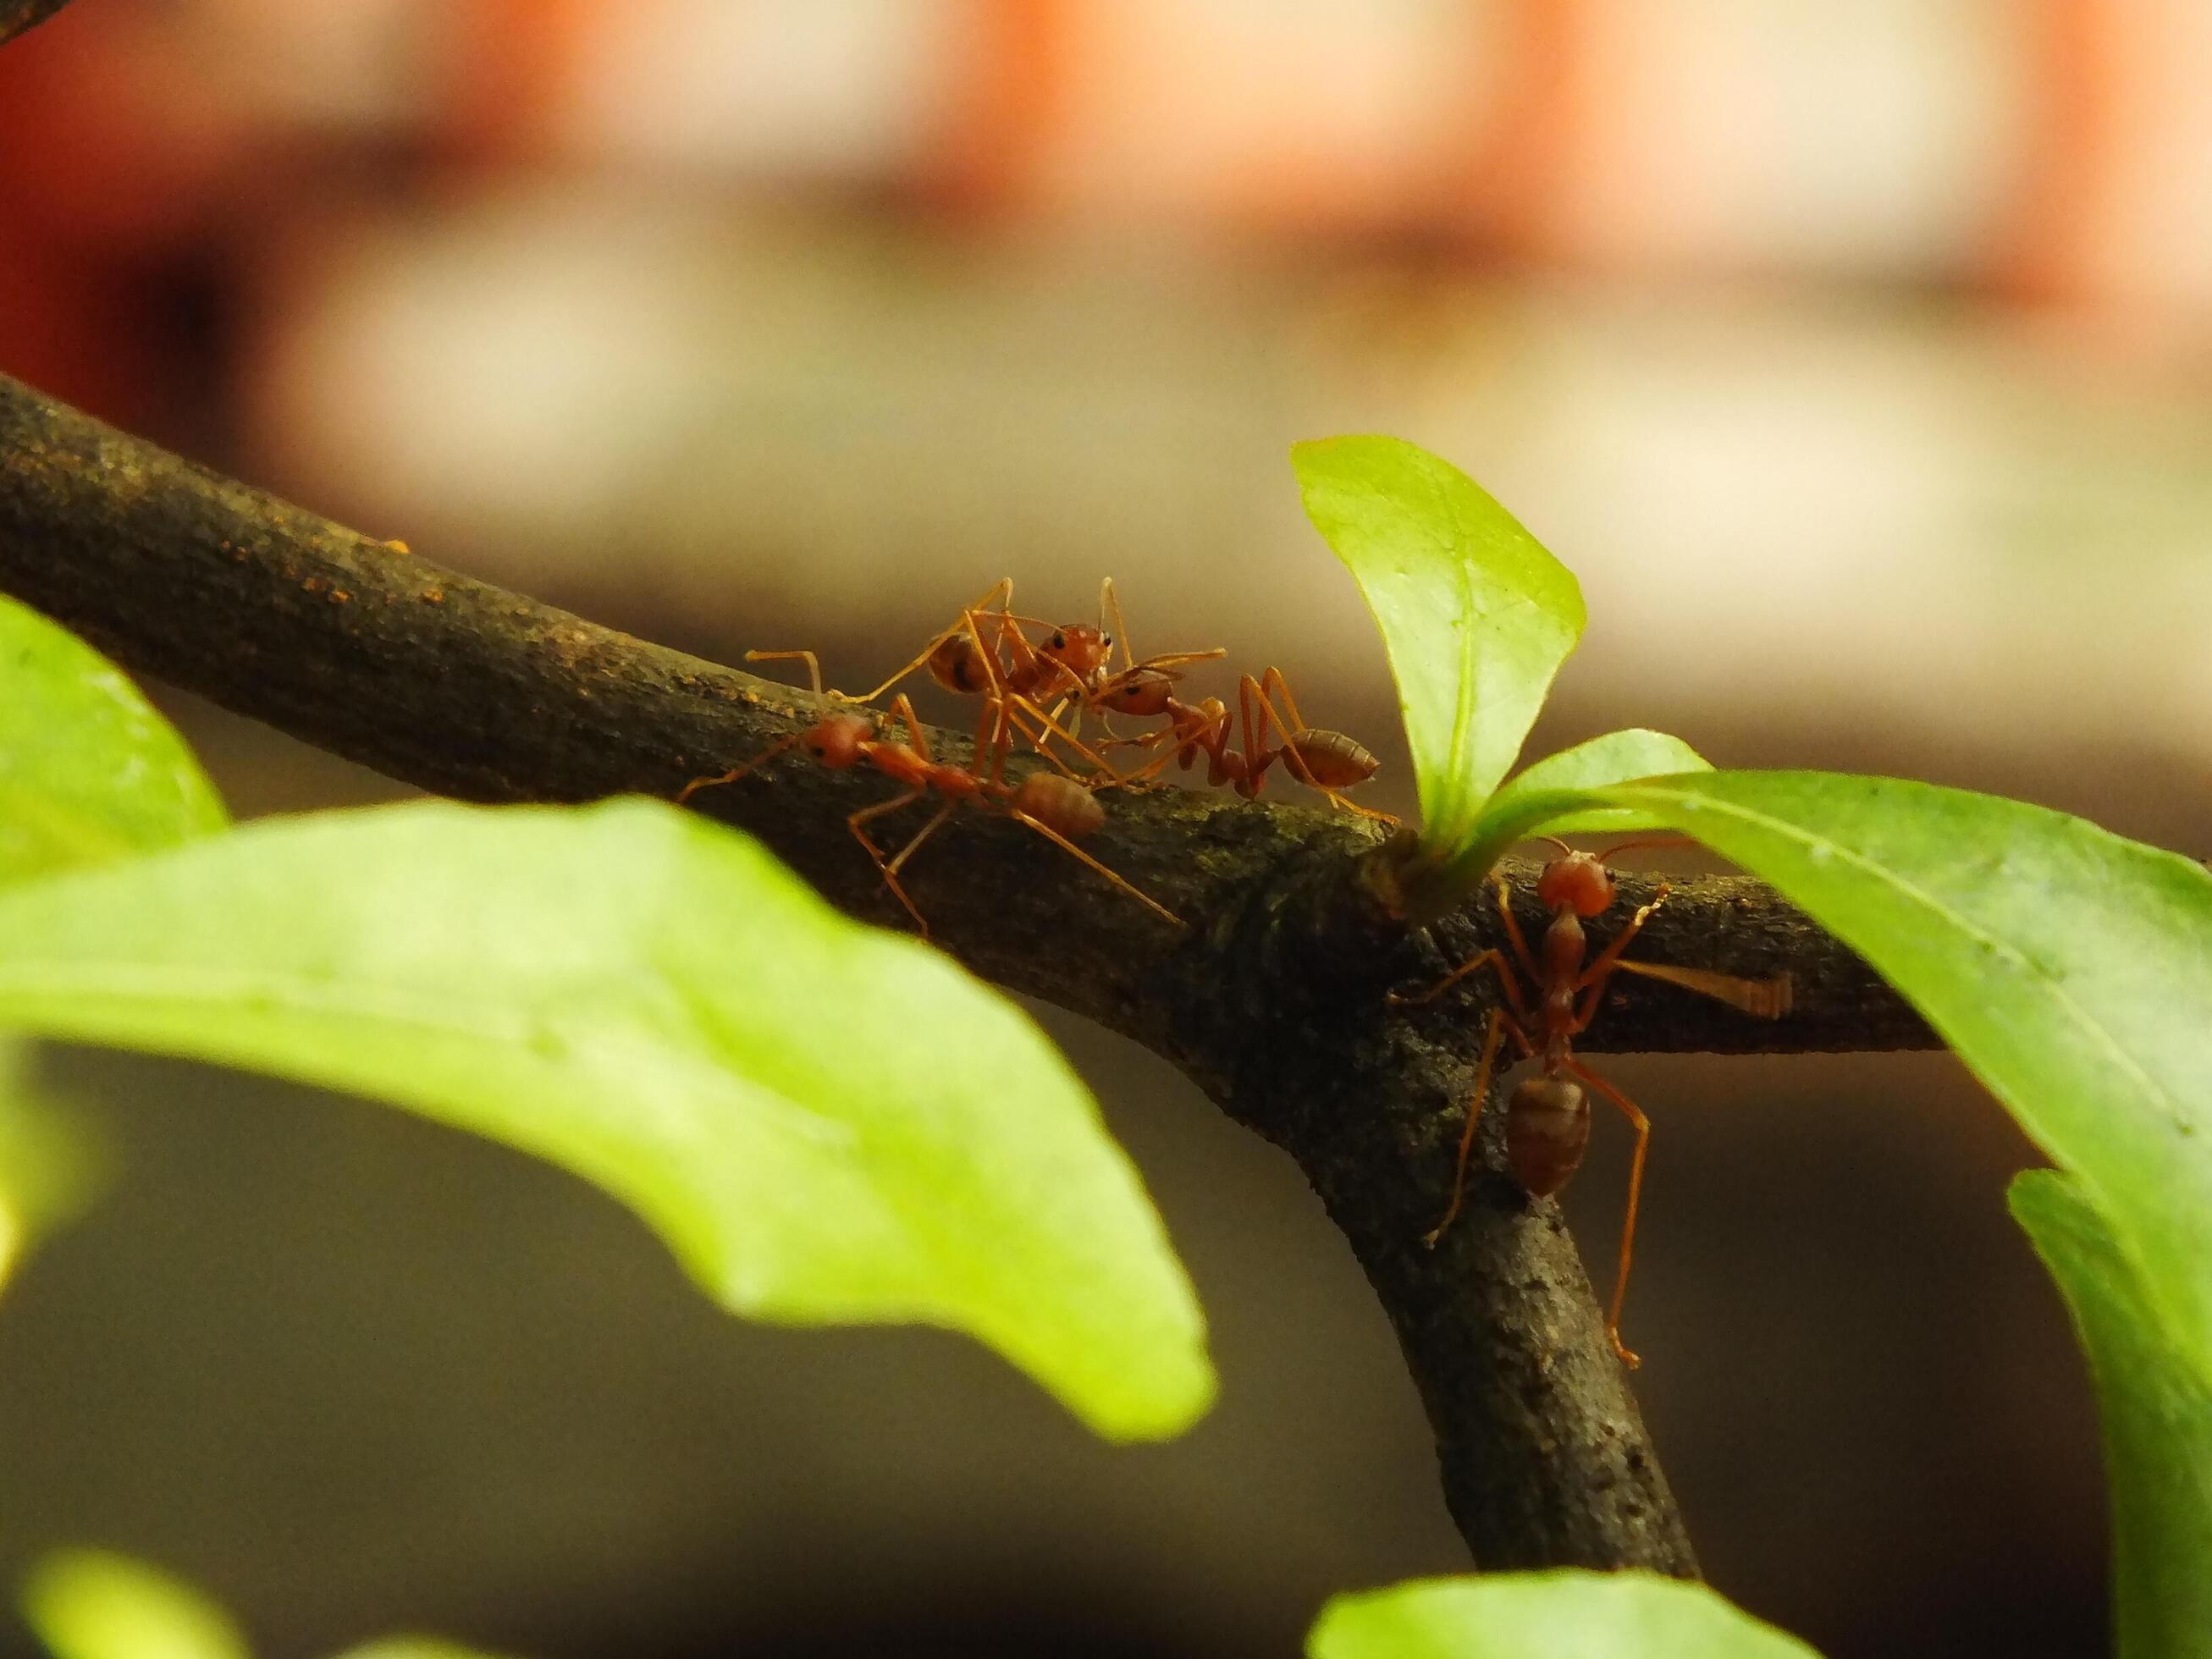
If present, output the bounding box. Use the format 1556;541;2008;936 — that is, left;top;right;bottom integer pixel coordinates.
677;665;1183;938
1392;837;1792;1366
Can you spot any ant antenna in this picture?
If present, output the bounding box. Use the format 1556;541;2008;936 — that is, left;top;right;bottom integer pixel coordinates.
1594;834;1696;863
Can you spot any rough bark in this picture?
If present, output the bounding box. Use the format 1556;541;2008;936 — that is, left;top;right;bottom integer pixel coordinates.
0;369;1940;1576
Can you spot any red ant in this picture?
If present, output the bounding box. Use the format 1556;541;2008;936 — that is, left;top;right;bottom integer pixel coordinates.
767;579;1216;790
1025;583;1388;818
1393;837;1791;1366
678;667;1182;939
1095;663;1390;820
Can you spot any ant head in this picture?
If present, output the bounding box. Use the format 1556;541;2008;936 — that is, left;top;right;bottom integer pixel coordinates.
803;714;872;769
1536;848;1614;917
1041;623;1112;682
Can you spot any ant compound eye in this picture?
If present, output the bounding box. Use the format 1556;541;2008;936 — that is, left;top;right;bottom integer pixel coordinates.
1050;631;1065;650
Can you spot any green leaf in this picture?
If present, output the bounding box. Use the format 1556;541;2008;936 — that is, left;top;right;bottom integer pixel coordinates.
334;1641;522;1659
1438;730;1712;905
1293;437;1585;858
0;595;228;888
1525;771;2212;1387
1307;1571;1822;1659
2011;1171;2212;1659
0;1038;104;1293
21;1551;251;1659
0;798;1213;1440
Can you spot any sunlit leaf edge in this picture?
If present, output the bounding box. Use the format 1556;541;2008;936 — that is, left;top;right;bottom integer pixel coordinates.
0;797;1215;1441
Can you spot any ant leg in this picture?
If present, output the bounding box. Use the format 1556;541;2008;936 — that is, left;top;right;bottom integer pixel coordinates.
1492;877;1544;989
1245;670;1394;822
742;649;825;697
1564;1058;1651;1370
1610;959;1794;1020
838;579;1014;705
1231;674;1279;798
1007;811;1184;929
1388;950;1535;1028
1570;884;1673;1031
1103;576;1134;673
885;695;932;760
847;787;930;934
677;730;803;802
1255;665;1308;734
885;802;957;882
1001;684;1136;785
1423;1006;1508;1247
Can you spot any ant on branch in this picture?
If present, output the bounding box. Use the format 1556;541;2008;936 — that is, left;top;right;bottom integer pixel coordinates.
677;663;1182;939
1393;837;1792;1366
763;579;1221;790
1095;662;1391;820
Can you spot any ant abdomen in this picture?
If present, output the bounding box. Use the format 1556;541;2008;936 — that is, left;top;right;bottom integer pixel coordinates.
1012;771;1106;840
926;634;993;696
1506;1076;1588;1198
1290;729;1381;789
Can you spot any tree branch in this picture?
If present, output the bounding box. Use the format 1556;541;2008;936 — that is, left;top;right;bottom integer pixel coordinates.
0;369;1939;1575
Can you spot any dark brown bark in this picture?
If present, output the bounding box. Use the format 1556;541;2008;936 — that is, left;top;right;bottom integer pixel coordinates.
0;368;1939;1576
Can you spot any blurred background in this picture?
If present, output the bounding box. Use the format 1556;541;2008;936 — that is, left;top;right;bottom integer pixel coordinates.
4;1;2210;1653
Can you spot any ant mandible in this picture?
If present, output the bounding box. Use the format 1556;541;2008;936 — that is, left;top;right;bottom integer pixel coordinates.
1393;836;1791;1366
678;666;1182;938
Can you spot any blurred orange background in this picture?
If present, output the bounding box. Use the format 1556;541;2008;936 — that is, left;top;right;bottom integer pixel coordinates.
5;3;2209;1655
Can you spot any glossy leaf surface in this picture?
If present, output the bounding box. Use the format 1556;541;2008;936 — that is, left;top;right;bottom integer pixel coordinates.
1442;729;1712;901
1308;1572;1820;1659
0;799;1213;1440
1293;437;1584;857
0;594;227;889
2012;1171;2212;1659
